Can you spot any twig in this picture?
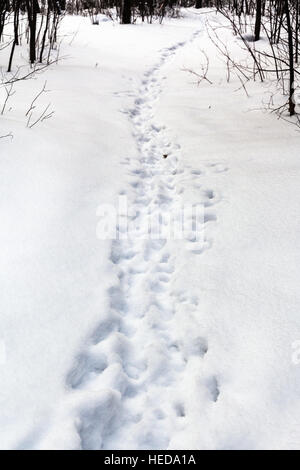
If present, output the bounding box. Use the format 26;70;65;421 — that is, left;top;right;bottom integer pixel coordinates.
0;132;13;140
27;103;54;129
25;81;49;117
1;82;16;115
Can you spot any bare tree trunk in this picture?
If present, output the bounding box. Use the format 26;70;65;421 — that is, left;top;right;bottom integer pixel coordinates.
254;0;262;41
121;0;131;24
26;0;39;64
284;0;296;116
40;7;51;63
7;1;20;72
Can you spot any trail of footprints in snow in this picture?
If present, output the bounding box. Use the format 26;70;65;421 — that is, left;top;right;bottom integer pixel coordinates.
67;31;227;450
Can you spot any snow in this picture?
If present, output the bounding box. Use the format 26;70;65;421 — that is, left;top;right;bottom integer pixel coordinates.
0;8;300;450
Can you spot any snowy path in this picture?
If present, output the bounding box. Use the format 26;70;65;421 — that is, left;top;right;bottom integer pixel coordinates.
36;21;224;451
65;26;218;450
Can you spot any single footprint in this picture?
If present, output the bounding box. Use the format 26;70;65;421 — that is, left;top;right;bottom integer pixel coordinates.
66;351;108;389
207;162;228;173
191;169;203;176
207;376;220;402
174;402;185;418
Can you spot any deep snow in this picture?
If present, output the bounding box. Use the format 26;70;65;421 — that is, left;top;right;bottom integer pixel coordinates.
0;8;300;450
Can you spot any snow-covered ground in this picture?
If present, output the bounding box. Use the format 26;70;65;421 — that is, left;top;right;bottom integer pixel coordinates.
0;8;300;450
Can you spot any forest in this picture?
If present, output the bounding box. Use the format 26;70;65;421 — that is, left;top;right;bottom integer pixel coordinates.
0;1;299;120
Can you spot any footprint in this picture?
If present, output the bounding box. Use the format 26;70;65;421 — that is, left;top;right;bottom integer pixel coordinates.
130;180;142;189
121;157;131;165
207;376;220;402
149;280;166;293
156;193;172;205
108;285;127;312
160;252;170;263
153;409;165;420
207;162;228;173
66;351;108;389
201;189;218;207
91;311;122;344
204;212;217;223
174;402;185;418
110;241;137;265
189;243;211;255
190;295;199;306
77;390;121;450
158;274;170;283
144;239;167;260
156;263;175;274
189;336;208;358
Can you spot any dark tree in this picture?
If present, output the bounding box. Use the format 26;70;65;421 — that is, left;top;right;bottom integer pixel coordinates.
254;0;262;41
121;0;131;23
284;0;296;116
26;0;40;63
